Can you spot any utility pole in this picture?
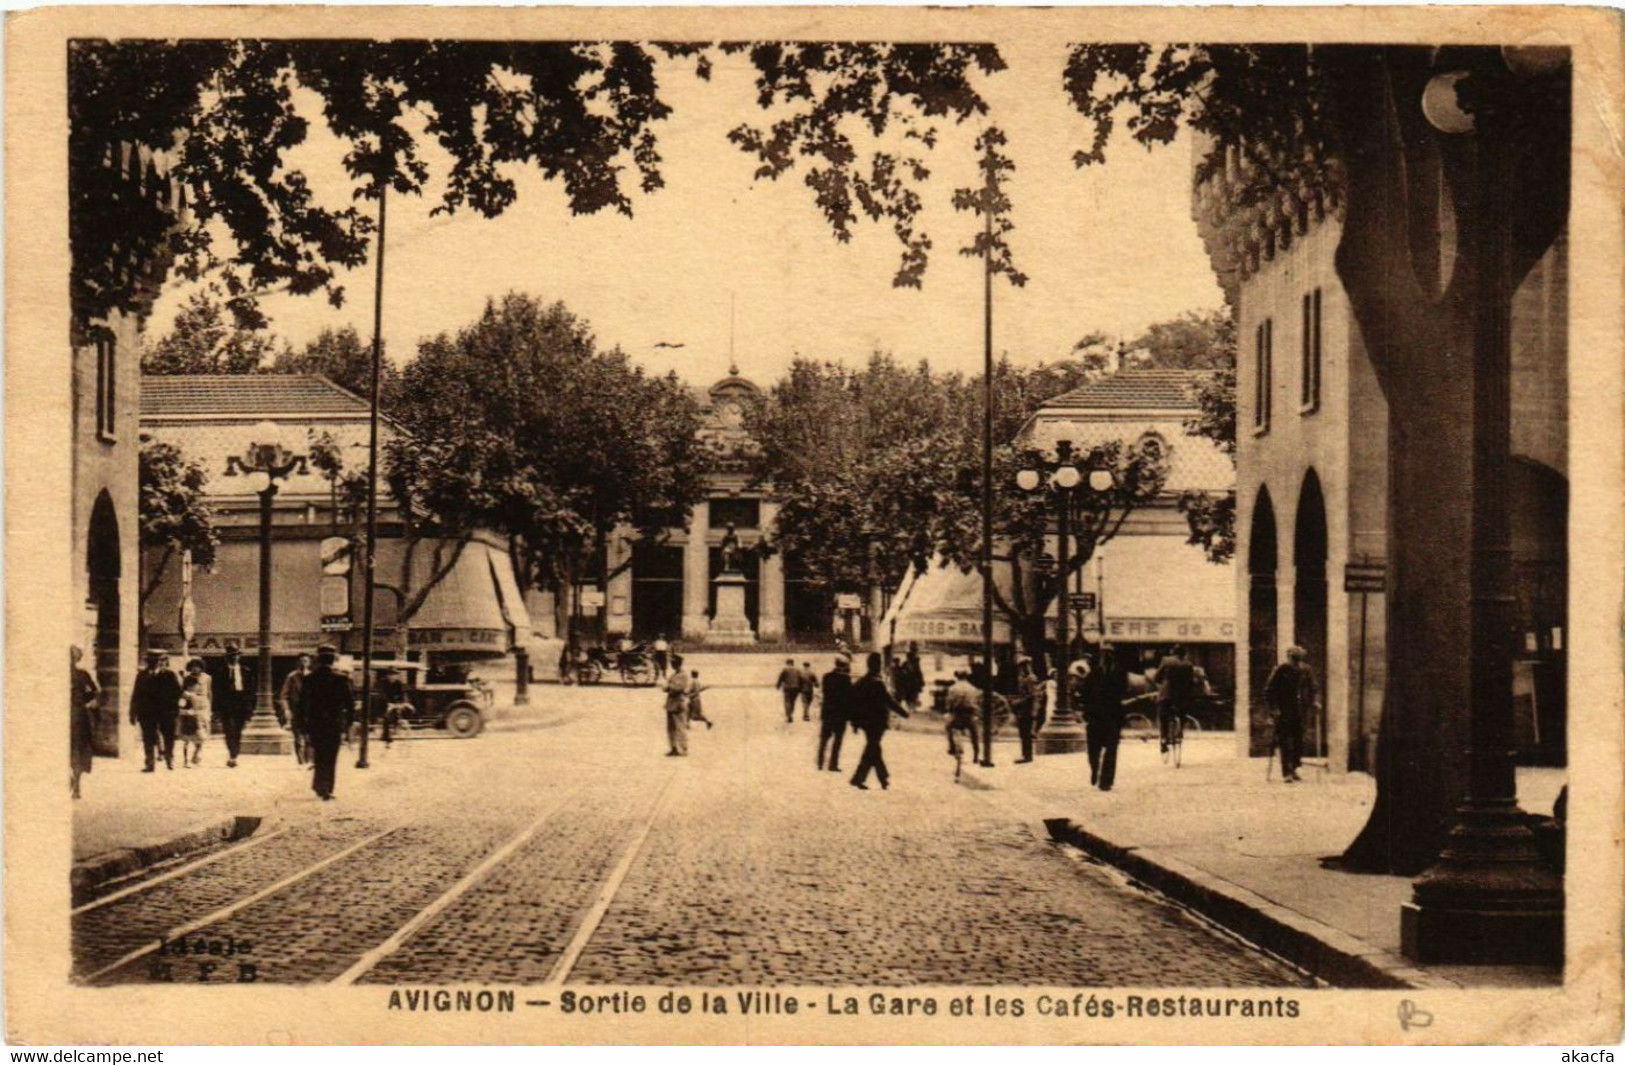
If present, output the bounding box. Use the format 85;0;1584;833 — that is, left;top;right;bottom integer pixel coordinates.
978;137;997;769
356;183;387;771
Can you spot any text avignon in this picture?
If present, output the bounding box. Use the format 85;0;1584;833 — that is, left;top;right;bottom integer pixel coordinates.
388;989;516;1012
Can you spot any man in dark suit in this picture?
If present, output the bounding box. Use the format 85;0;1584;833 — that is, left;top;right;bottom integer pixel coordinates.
210;641;256;767
774;658;801;723
1010;656;1048;764
129;650;183;771
1081;646;1131;791
817;655;853;772
1265;645;1318;783
299;644;355;801
849;653;908;791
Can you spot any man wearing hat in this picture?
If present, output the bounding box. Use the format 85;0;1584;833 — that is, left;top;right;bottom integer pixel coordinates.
129;650;183;771
299;644;355;800
1264;645;1319;783
1010;656;1048;764
210;641;257;767
817;654;853;772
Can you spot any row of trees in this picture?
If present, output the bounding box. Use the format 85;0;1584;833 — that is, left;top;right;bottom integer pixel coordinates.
749;309;1235;663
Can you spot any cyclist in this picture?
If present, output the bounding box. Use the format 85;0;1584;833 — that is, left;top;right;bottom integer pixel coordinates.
1153;644;1197;755
943;669;982;764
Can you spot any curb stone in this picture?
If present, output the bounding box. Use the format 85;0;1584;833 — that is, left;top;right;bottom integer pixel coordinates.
1042;816;1463;991
72;814;262;904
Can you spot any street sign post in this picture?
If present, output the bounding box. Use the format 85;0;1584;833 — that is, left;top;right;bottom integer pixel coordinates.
1344;561;1386;593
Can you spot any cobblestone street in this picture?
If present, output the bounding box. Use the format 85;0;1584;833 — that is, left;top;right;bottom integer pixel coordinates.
74;683;1311;988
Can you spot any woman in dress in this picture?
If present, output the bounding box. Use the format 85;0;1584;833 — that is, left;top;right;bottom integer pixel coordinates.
178;657;212;767
70;645;99;799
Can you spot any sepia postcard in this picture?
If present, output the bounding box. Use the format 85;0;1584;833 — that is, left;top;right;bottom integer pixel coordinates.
5;3;1623;1047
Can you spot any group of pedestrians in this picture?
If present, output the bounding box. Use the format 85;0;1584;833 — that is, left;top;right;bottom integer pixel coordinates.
75;640;355;803
807;652;908;790
774;658;819;722
126;642;258;774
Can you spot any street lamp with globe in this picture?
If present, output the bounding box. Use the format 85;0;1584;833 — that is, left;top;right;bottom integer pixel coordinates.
1016;439;1115;754
225;419;306;755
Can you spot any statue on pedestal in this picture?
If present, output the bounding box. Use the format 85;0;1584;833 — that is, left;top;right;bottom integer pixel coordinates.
719;522;743;575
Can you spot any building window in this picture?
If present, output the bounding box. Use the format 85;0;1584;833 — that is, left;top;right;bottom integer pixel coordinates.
1301;288;1322;413
95;336;117;441
1253;317;1273;433
709;497;760;530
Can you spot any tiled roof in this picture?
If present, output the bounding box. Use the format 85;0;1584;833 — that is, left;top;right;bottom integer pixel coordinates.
141;374;371;417
1043;369;1207;411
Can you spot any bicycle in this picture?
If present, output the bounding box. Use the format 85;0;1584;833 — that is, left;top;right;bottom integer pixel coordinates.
1157;704;1200;768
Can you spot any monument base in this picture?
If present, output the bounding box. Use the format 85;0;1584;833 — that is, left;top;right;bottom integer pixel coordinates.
707;572;757;645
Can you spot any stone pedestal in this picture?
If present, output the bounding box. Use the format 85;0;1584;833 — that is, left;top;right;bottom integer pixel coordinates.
1036;711;1088;755
707;571;756;645
240;702;292;755
1400;801;1564;965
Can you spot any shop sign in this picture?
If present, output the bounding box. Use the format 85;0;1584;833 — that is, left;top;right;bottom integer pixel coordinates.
407;627;504;650
835;593;862;611
1102;618;1236;642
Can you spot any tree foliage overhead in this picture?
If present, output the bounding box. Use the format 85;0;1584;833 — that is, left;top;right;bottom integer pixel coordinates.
71;39;1008;339
724;42;1005;289
389;293;709;595
138;437;219;606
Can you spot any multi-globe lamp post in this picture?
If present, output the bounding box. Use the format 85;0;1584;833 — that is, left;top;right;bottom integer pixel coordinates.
1016;439;1114;754
224;419;305;756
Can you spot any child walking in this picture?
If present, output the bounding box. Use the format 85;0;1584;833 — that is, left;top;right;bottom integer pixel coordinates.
687;670;716;730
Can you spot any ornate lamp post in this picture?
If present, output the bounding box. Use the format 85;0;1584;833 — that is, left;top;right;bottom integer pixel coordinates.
1400;54;1564;965
225;419;305;755
1017;439;1115;754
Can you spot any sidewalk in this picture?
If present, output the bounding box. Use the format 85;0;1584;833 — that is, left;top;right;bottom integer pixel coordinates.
960;731;1565;990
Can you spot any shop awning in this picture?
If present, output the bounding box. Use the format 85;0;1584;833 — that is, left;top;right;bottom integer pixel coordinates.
884;558;1013;648
406;542;529;655
1074;534;1235;644
882;535;1235;651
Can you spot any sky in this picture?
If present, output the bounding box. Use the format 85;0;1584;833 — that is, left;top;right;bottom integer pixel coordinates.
148;41;1224;387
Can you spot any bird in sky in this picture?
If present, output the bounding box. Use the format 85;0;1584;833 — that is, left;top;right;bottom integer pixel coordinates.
652;341;686;349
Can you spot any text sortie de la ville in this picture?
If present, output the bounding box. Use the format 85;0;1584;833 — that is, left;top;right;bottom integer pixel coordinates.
386;988;1304;1021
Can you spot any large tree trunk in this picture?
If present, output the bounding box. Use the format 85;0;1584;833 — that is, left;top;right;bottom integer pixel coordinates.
1341;304;1476;873
1330;46;1570;874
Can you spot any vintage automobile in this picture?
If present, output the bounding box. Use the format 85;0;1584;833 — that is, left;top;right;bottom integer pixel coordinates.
341;658;492;740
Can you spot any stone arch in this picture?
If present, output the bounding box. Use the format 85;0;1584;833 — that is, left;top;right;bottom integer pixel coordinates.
1293;469;1329;757
87;489;122;755
1247;485;1279;755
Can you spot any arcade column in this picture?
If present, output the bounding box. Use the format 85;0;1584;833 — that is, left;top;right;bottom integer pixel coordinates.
681;500;711;640
605;526;635;637
758;500;785;641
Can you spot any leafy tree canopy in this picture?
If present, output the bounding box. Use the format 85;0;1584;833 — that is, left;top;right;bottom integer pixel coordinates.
142;290;282;374
389;293;709;592
138;437;219;605
72;39;1006;338
272;325;400;403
